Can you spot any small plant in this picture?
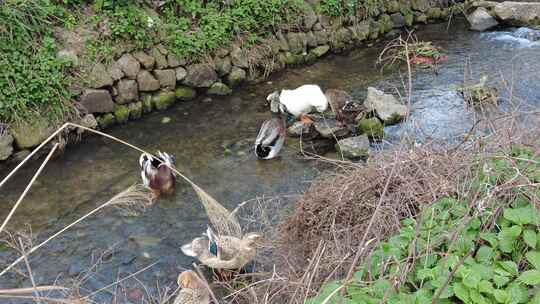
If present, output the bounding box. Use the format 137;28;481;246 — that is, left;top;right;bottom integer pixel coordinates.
308;146;540;303
378;34;448;69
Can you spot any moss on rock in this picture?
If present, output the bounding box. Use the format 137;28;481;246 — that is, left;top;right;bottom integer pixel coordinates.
128;101;143;120
97;113;116;129
114;105;130;124
153;91;176;110
358;117;384;140
175;86;197;101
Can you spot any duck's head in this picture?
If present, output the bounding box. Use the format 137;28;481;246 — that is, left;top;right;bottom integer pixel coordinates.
177;270;205;289
181;237;208;257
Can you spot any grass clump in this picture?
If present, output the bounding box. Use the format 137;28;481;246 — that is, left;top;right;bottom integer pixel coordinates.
307;145;540;303
0;0;74;124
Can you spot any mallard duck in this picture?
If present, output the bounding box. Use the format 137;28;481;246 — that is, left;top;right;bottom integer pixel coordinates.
325;89;363;126
181;227;263;271
267;84;328;125
254;115;286;160
139;151;176;197
173;270;210;304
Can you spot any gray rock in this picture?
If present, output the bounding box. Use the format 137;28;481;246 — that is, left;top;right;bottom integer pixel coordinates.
175;67;188;81
81;89;114;113
349;21;370;41
364;87;408;125
137;70;160;92
12;150;31;163
287;32;308;54
57;49;79;66
336;135;370;160
215;56;232;76
411;0;429;12
154;69;176;89
276;32;290;51
226;67;246;87
89;63;113;88
151;47;168;69
11;119;52;149
183;64;218;88
141;94;153;113
116;79;139;104
303;4;318;30
306;31;318;48
117;54;141;79
167;54;185;67
207;82;232;95
133;51;155;69
287;121;318;139
313;22;323;31
310;45;330;57
230;46;249;68
0;133;14;161
414;13;428;24
128;102;143;120
79;114;98;130
215;47;230;57
390;13;407;28
494;2;540;26
314;30;329;45
467;7;498;31
386;0;400;13
153;91;176;110
108;62;124;81
313;118;349;138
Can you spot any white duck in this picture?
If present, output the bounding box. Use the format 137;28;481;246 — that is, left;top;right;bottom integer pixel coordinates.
266;84;329;124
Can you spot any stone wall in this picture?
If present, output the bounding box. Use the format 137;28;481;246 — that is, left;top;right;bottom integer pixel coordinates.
0;0;454;163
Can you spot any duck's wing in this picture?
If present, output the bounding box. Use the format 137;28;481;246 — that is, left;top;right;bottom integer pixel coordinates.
255;118;282;147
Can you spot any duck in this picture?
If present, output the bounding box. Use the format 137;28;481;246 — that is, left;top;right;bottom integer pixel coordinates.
324;89;363;126
267;84;328;125
254;114;286;160
181;227;263;271
173;270;210;304
139;151;176;197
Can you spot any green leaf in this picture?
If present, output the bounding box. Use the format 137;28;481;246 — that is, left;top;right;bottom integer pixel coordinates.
507;283;529;303
526;251;540;270
493;275;511;288
478;280;494;295
472;263;494;280
502;225;523;238
373;279;392;298
517;270;540;285
523;230;537;249
481;232;498;247
493;289;509;303
470;289;488;304
414;289;432;304
530;290;540;304
498;261;519;276
453;282;470;303
476;246;494;263
463;270;482;289
499;226;522;253
504;206;534;225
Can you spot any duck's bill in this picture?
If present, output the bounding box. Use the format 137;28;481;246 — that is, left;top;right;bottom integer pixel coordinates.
181;244;197;257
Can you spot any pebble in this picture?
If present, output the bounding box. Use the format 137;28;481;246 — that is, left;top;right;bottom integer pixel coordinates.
161;117;171;124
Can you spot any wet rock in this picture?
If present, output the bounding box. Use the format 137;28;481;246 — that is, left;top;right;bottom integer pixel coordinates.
207;82;232;95
141;94;154;113
81;89;114;113
313;118;349;138
288;32;308;54
117;54;140;79
151;47;168;69
415;13;428;24
467;7;498;31
411;0;429;12
97;113;115;129
161;117;171;124
153;91;176;110
358;117;384;140
386;0;401;13
183;64;218;88
276;32;290;51
378;14;394;33
226;67;246;87
57;49;79;66
336;135;370;160
369;21;381;40
175;66;187;81
230;46;249;68
310;45;330;57
0;133;14;161
108;62;124;81
303;4;318;30
494;2;540;26
11;119;52;149
88;63;113;88
116;79;139;104
154;69;176;89
287;122;318;139
12;150;31;162
128;102;143;120
175;86;197;101
306;31;318;48
216;47;230;58
114;105;130;124
77;114;98;133
215;56;232;76
137;70;160;92
167;54;184;68
390;13;407;28
364;87;407;125
133;51;155;69
314;30;329;45
349;21;370;41
404;11;414;26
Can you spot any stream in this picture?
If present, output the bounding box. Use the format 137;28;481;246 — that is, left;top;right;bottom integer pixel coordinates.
1;19;539;301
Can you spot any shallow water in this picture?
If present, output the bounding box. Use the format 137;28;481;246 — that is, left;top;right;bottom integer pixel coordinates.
1;20;540;299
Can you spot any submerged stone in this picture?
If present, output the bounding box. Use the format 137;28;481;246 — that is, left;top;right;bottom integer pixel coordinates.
207;82;232;95
336;135;370;160
128;102;143;120
175;86;197;101
97;113;116;129
153;91;176;110
467;7;498;31
113;105;130;124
